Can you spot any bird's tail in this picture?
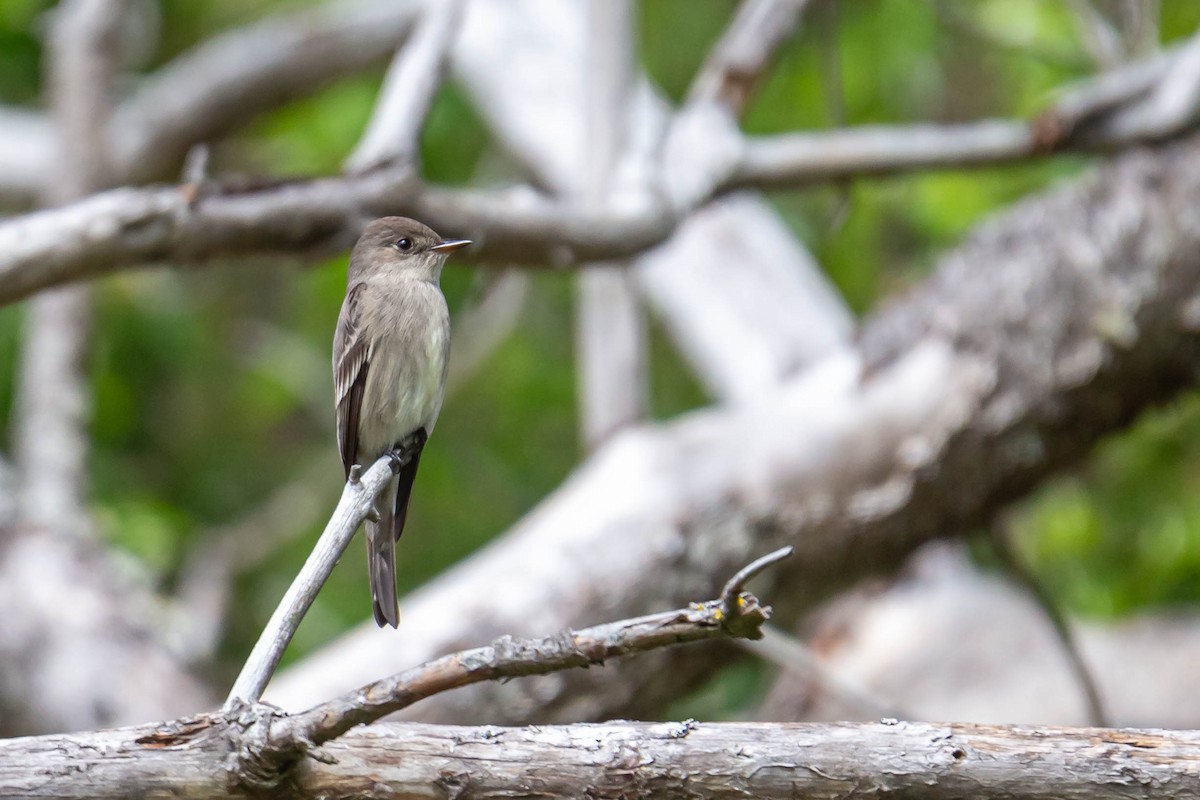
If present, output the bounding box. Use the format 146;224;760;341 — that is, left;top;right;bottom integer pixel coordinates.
366;473;401;628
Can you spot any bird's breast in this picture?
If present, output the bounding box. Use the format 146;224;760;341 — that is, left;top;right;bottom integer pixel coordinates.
358;281;450;454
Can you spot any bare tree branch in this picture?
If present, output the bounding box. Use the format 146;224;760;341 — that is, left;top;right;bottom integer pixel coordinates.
576;0;648;448
1080;31;1200;143
687;0;813;114
15;0;126;529
450;0;852;403
1123;0;1160;58
990;528;1110;727
273;549;782;752
270;134;1200;724
0;31;1197;308
110;0;422;182
2;716;1198;799
0;1;423;203
1066;0;1127;69
0;109;53;201
739;625;905;720
223;453;405;708
344;0;465;173
16;547;1195;800
760;543;1200;727
637;193;854;400
0;0;211;735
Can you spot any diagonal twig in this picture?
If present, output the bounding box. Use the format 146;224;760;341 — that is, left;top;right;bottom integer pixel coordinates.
687;0;814;115
344;0;466;174
111;0;423;183
223;451;415;709
989;528;1109;727
267;547;788;752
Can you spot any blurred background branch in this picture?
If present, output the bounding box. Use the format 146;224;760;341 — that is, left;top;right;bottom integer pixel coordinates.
0;0;210;735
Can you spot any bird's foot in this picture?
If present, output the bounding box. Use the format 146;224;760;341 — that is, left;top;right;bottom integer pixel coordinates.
386;429;428;474
385;448;408;474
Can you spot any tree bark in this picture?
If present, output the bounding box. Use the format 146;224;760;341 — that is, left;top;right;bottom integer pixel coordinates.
1;718;1197;799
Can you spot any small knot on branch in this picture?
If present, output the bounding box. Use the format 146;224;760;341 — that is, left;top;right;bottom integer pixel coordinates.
222;699;299;791
675;546;788;640
714;545;791;639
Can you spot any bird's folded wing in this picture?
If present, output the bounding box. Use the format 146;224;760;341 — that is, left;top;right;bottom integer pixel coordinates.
333;282;370;478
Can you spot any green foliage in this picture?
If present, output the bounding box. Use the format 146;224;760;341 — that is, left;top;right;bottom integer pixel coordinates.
1013;396;1200;616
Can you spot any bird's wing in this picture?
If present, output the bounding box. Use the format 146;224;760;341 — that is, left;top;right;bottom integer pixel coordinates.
333;282;370;478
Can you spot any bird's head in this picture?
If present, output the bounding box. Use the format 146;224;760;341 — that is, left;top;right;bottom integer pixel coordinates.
349;216;470;282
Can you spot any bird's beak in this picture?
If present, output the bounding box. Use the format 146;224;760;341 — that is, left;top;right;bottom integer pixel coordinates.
431;238;471;254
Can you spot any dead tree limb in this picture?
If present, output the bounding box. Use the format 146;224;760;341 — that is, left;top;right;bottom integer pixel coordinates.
0;32;1198;305
0;550;784;795
224;455;404;708
2;717;1198;799
0;0;211;736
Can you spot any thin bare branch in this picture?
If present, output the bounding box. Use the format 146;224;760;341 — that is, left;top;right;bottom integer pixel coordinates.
1078;30;1200;143
110;0;422;182
0;0;212;735
740;625;905;720
276;557;778;750
452;0;854;403
990;529;1109;727
0;39;1197;306
576;0;647;448
720;545;792;609
1123;0;1160;58
223;452;407;708
14;0;128;529
687;0;813;115
1065;0;1127;68
345;0;465;173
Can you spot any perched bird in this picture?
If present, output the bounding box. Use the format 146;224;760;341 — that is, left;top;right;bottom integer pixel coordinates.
333;217;469;627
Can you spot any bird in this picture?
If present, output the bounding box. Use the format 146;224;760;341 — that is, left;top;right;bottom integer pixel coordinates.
332;216;469;627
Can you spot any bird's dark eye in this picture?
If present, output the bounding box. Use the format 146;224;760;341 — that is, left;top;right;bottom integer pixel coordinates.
395;237;413;252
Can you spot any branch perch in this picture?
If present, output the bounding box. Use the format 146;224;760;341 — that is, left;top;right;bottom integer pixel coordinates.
223;452;407;708
198;549;785;787
276;550;784;751
4;717;1200;799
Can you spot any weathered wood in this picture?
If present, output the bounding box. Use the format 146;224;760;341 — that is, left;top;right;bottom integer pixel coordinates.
2;719;1197;799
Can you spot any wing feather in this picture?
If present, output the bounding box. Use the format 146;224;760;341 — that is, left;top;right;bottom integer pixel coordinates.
334;283;370;478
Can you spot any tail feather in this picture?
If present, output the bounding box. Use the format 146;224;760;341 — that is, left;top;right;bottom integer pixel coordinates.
366;436;426;628
367;474;401;628
392;447;422;541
